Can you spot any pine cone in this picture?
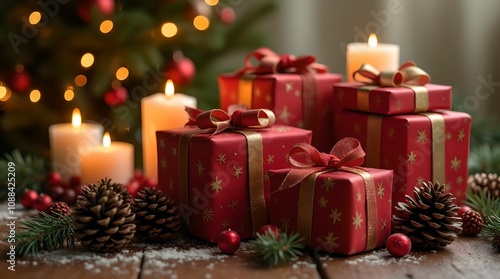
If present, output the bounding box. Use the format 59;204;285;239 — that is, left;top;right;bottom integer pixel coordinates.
131;187;181;242
393;181;462;250
95;178;133;204
73;180;136;252
461;210;483;236
468;173;500;199
47;201;72;218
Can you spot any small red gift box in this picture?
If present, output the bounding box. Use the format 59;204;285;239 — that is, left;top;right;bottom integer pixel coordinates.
218;47;343;152
333;62;451;115
268;138;393;255
156;108;312;242
334;109;471;210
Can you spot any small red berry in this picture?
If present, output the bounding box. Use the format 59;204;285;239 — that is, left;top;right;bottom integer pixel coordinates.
386;233;412;258
60;188;77;205
258;224;280;239
48;185;64;200
217;229;241;255
69;175;81;188
34;194;53;212
46;171;62;188
458;205;472;217
21;189;39;209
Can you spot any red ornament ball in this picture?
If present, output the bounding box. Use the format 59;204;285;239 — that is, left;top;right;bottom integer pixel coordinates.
78;0;115;23
458;205;472;217
386;233;412;258
217;229;241;254
104;86;128;107
60;188;77;205
8;70;31;92
219;7;235;24
258;224;280;238
48;185;65;200
21;189;39;209
46;171;63;188
165;57;196;86
69;175;82;188
34;194;53;212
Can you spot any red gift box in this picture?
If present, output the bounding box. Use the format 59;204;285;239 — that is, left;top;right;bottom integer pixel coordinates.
218;47;342;152
334;62;451;115
268;139;393;255
334;109;471;210
333;82;451;115
156;109;312;242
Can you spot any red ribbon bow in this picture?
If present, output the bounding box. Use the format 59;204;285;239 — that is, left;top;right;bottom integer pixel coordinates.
353;61;430;87
235;47;328;75
279;137;365;190
185;107;275;135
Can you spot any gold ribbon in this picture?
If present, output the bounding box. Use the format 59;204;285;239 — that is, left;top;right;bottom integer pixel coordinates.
420;113;446;184
177;128;267;236
354;62;431;113
232;130;267;236
297;167;378;251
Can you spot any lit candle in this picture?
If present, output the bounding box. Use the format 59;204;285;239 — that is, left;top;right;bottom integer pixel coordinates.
49;108;104;181
80;132;134;185
346;33;400;82
141;79;197;182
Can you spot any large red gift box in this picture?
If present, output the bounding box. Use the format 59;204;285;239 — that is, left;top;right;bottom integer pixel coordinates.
334;110;471;209
268;139;393;255
156;118;312;242
334;62;451;115
333;82;451;115
218;47;342;152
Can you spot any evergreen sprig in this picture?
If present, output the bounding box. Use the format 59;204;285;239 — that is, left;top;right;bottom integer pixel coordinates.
12;211;75;257
0;149;48;200
254;231;304;268
464;188;500;219
482;213;500;238
468;144;500;174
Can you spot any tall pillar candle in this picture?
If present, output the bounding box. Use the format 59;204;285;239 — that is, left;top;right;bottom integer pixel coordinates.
49;108;103;181
141;79;197;183
346;33;400;82
80;133;134;185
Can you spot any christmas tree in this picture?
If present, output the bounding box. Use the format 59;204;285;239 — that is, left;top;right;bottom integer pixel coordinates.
0;0;276;163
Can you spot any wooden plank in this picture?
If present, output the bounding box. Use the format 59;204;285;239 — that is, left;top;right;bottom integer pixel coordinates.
0;220;143;279
318;236;500;279
140;236;321;279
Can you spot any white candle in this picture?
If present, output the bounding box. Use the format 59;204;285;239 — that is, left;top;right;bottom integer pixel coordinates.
346;33;400;82
80;132;134;185
49;108;103;181
141;79;197;183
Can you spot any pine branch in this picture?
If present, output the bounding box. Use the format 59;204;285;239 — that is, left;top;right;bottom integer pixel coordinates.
482;212;500;238
464;188;500;220
468;144;500;174
0;149;48;200
254;231;304;268
13;211;75;257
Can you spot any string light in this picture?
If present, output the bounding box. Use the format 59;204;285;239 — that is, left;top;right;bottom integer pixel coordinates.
30;89;41;103
193;15;210;31
29;11;42;25
116;67;129;81
100;20;113;33
64;86;74;101
0;84;11;101
161;22;178;38
75;75;87;87
204;0;219;6
81;53;94;68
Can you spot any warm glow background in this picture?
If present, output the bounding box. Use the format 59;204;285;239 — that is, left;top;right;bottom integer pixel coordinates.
237;0;500;122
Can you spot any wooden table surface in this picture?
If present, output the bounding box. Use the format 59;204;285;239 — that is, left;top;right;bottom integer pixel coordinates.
1;214;500;279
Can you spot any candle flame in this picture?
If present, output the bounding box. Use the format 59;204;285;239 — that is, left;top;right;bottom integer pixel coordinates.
103;132;111;147
165;79;174;98
368;33;378;47
72;108;81;128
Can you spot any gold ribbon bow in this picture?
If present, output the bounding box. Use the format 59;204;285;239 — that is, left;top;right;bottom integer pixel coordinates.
185;107;276;134
353;61;430;87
